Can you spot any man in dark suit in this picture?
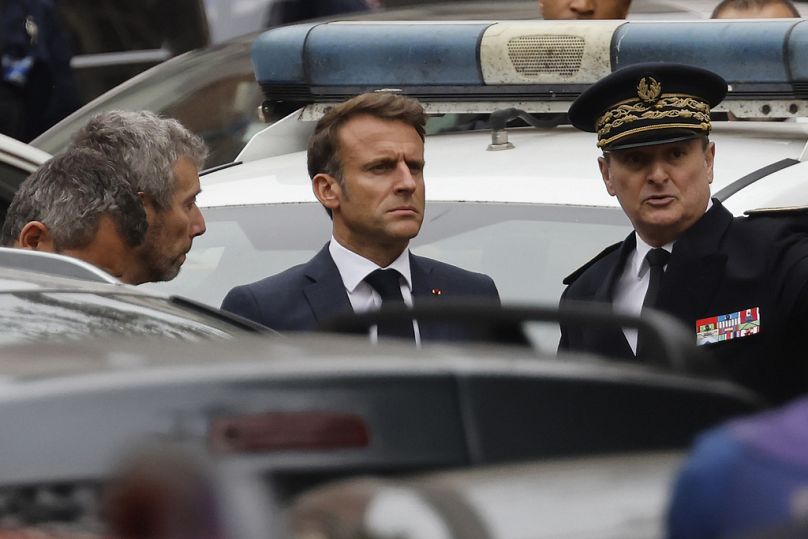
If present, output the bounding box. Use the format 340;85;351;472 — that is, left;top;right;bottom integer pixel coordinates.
558;63;808;404
222;92;499;343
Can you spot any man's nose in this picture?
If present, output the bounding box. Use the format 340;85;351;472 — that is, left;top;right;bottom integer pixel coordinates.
190;206;206;237
394;161;418;191
569;0;595;16
647;160;669;183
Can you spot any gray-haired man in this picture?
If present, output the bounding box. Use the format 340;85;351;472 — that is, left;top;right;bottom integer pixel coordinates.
71;110;208;284
1;147;148;281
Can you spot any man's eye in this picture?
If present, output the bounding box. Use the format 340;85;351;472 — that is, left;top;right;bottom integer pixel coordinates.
625;154;644;166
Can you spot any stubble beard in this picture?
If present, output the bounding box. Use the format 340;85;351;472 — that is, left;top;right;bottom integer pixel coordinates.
137;219;182;283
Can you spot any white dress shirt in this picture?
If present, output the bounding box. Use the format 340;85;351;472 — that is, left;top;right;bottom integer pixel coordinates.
613;236;674;354
329;237;421;345
613;199;712;354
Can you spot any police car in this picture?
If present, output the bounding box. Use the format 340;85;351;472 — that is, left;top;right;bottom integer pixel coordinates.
143;18;808;350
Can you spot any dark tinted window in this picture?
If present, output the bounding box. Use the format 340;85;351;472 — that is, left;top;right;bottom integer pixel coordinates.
56;0;209;102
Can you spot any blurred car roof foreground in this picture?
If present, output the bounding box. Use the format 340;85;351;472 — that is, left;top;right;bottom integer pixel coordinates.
0;248;763;537
0;333;760;528
0;248;268;344
284;451;685;539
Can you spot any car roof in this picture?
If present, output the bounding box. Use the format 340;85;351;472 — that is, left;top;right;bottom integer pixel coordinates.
286;450;685;539
0;335;758;486
0;247;128;286
0;265;126;293
0;133;50;173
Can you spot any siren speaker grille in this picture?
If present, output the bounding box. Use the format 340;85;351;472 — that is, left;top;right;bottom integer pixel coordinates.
506;35;585;77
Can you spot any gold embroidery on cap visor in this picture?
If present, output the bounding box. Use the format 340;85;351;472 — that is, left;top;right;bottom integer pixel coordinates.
595;94;712;149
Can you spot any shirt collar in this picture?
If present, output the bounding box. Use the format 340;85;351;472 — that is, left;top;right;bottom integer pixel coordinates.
329;236;413;293
632;234;674;279
630;198;711;278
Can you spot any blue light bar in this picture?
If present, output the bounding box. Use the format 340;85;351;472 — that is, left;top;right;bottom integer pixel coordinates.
252;20;808;104
612;21;808;97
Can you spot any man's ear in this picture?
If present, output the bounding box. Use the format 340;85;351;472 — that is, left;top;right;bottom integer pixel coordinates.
598;156;617;196
312;173;341;212
18;221;56;251
138;191;158;223
705;141;716;185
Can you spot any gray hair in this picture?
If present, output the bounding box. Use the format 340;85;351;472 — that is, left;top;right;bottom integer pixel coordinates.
1;148;148;250
70;110;208;211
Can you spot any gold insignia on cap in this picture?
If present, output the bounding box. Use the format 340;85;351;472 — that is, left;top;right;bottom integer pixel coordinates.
637;76;662;104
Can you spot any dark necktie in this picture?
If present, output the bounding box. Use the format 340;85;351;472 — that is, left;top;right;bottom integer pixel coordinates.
642;248;670;310
363;269;416;341
637;247;670;358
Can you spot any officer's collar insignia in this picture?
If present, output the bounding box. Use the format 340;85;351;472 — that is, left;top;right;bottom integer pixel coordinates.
637;76;662;104
695;307;761;346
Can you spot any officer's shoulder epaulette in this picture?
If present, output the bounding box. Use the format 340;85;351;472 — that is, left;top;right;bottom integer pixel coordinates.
562;242;622;286
744;205;808;218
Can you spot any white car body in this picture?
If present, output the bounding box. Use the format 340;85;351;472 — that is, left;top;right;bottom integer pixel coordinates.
0;133;50;216
0;133;50;174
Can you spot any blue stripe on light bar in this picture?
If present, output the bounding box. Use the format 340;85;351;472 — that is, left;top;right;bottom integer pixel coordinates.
612;21;801;83
251;23;319;84
788;23;808;81
253;20;808;98
253;22;491;86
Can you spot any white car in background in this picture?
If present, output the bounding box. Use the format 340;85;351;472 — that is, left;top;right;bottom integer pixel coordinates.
143;18;808;350
0;134;50;221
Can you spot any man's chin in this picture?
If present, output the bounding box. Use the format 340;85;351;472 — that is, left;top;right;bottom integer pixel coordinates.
387;220;423;239
159;259;184;282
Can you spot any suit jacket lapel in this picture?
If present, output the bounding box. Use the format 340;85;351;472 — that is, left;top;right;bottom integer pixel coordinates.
657;200;731;325
302;243;354;324
409;254;438;341
583;233;637;359
597;233;636;303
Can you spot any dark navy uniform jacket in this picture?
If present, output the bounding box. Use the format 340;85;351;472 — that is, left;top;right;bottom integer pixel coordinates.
559;199;808;404
221;243;500;343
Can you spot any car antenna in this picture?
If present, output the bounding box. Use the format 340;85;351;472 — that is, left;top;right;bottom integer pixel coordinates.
487;108;567;151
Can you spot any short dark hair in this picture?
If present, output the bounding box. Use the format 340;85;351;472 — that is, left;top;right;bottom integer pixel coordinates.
711;0;799;18
1;148;147;250
307;92;426;181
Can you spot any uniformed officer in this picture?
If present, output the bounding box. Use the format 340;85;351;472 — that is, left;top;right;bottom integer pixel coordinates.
558;62;808;404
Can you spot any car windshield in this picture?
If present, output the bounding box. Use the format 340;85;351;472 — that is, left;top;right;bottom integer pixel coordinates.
0;291;241;344
143;201;632;348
